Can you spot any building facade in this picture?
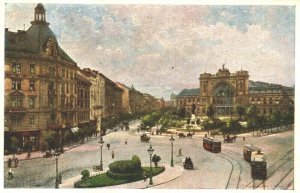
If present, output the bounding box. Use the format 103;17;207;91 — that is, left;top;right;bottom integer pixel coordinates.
5;4;80;150
175;66;294;117
82;68;104;134
99;74;123;118
77;70;91;128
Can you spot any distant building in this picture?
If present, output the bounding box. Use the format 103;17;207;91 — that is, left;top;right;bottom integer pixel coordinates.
170;91;177;107
98;74;123;118
82;68;104;134
77;70;91;129
176;65;294;116
116;82;130;113
176;88;200;115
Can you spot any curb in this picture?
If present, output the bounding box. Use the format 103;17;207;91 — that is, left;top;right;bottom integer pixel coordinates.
143;166;184;189
4;142;84;163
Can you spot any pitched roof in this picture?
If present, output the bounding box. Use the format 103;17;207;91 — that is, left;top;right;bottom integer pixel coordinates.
249;80;294;95
177;88;200;97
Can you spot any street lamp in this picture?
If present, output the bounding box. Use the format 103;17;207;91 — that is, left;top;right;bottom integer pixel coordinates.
169;135;175;167
147;144;154;185
99;137;104;171
53;151;61;189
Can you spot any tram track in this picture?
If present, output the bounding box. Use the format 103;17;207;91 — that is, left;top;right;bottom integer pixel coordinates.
222;149;243;189
273;167;294;190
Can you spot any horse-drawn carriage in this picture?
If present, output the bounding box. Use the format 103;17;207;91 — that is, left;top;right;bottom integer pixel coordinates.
183;157;194;169
140;134;150;142
178;133;186;138
223;134;237;143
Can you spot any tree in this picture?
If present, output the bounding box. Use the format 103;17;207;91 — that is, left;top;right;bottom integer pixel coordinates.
206;104;215;119
142;114;155;128
236;105;246;120
44;131;59;151
81;169;90;188
177;107;186;118
9;136;19;155
152;154;161;167
270;111;282;126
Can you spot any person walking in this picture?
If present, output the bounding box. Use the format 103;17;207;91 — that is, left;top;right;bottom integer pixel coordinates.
178;148;182;156
143;170;147;182
125;139;128;145
8;168;14;179
8;158;12;168
112;151;115;159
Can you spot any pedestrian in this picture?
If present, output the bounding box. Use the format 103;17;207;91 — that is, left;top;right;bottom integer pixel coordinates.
125;139;128;145
178;148;182;156
8;158;12;168
27;150;31;159
112;151;115;159
243;137;245;141
107;143;110;150
14;158;18;168
8;168;14;179
143;171;147;182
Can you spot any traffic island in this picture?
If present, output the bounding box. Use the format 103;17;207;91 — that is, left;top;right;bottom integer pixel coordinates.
74;155;165;188
74;167;165;188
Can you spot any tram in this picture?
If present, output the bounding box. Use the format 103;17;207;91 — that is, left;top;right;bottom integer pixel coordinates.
243;145;267;179
203;137;221;153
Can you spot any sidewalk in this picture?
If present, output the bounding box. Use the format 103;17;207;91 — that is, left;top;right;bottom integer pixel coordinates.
3;135;101;163
59;164;183;189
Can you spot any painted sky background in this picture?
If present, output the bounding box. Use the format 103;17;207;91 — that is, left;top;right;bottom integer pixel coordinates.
5;4;295;99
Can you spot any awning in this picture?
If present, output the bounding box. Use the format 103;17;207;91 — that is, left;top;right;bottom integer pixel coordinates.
70;127;79;133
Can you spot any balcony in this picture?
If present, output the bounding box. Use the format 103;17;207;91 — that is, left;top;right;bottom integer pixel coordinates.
47;124;62;130
7;107;26;114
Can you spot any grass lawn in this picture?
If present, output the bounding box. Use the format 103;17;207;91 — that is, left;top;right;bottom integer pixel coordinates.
75;166;165;188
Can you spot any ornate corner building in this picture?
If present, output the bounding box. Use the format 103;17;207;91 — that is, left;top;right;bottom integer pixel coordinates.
5;4;81;150
176;65;294;116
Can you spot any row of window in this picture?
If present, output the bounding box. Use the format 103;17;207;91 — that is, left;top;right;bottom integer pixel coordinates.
11;63;77;81
11;63;36;75
10;97;35;108
62;82;77;94
250;97;281;105
11;80;35;91
61;69;76;80
11;115;35;126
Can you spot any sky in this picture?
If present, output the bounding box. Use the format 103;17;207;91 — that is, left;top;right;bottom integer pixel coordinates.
4;3;295;100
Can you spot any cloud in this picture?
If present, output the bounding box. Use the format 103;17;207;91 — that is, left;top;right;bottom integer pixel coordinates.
5;4;295;99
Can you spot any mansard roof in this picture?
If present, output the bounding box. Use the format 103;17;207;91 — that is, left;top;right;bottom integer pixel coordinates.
5;5;76;64
249;80;294;95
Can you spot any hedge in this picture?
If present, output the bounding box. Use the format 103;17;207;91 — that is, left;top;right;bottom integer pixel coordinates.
106;170;143;181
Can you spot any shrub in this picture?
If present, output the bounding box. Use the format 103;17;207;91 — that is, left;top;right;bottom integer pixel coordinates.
108;156;142;174
81;170;90;180
131;155;141;169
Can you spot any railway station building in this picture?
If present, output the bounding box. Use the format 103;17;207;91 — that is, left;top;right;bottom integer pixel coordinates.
175;65;294;117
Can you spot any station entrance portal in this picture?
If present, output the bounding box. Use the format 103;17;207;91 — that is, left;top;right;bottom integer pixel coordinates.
212;83;234;116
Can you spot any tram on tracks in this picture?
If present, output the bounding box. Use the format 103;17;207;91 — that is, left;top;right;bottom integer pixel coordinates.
203;137;221;153
243;144;267;179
